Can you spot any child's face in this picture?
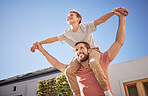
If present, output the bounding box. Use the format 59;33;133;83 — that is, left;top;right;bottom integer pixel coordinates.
67;13;79;25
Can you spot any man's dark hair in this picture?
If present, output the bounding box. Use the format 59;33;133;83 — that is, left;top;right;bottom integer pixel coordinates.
75;41;90;49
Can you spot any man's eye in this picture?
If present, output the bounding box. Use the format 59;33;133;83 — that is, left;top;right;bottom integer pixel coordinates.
74;49;78;52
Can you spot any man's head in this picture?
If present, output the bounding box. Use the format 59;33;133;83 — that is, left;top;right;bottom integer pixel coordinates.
67;10;82;25
74;42;91;63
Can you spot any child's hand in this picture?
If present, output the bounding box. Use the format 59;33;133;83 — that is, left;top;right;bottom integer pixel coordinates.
33;42;45;53
113;7;129;16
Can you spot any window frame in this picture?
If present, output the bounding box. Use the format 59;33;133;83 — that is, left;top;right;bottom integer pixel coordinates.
123;78;148;96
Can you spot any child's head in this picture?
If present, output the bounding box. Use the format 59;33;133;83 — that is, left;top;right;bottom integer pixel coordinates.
67;10;82;25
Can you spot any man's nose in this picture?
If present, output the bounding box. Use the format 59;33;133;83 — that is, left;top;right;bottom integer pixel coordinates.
78;50;82;54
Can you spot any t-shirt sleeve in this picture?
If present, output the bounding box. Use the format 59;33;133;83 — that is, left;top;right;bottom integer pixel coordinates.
83;21;96;33
100;51;111;69
57;32;66;44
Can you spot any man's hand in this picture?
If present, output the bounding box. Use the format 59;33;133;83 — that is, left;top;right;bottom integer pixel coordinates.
113;7;129;17
30;43;38;52
113;7;129;16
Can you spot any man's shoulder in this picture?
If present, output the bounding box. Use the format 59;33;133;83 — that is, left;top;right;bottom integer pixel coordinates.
100;51;109;60
100;51;111;68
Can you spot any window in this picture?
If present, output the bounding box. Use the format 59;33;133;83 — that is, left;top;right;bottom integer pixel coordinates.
143;80;148;95
124;78;148;96
127;84;138;96
13;86;16;92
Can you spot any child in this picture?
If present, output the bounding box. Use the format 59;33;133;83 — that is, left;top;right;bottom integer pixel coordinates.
31;7;128;96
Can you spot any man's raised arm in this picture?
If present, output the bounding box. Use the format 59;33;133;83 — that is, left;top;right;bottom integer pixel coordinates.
108;7;128;61
34;42;67;72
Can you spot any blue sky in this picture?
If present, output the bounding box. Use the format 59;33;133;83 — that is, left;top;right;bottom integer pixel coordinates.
0;0;148;80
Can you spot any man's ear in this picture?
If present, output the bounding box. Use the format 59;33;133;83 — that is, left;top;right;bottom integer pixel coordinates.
88;48;91;53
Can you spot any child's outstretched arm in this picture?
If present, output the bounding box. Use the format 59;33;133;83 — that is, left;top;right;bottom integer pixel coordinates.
94;7;128;27
30;36;58;52
94;11;114;27
39;36;58;44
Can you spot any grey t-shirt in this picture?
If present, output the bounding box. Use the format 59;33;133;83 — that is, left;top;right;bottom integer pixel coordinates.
57;22;99;49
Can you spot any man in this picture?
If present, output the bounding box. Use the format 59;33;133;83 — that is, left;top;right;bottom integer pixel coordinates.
31;7;128;95
33;7;128;96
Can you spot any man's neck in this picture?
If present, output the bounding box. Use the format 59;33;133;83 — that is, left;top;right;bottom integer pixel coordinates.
81;60;89;69
71;23;79;32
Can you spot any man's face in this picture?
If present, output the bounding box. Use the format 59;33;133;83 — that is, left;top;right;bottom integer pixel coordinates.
74;43;90;63
67;13;80;25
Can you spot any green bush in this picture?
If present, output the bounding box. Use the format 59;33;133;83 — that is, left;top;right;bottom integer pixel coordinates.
37;74;73;96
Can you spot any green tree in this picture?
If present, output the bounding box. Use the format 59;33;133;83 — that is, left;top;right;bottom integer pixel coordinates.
55;74;73;96
37;74;72;96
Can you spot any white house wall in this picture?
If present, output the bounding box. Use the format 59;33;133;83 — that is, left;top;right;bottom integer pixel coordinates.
109;56;148;96
0;72;62;96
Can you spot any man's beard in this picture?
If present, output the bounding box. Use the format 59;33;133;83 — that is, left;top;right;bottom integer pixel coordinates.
78;53;89;63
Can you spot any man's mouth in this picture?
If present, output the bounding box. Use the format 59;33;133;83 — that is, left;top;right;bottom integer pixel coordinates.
78;53;84;58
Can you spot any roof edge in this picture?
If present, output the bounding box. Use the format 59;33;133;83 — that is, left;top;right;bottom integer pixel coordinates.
0;67;60;86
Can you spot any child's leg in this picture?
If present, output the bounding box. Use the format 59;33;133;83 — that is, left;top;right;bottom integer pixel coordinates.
64;57;81;95
89;47;109;91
